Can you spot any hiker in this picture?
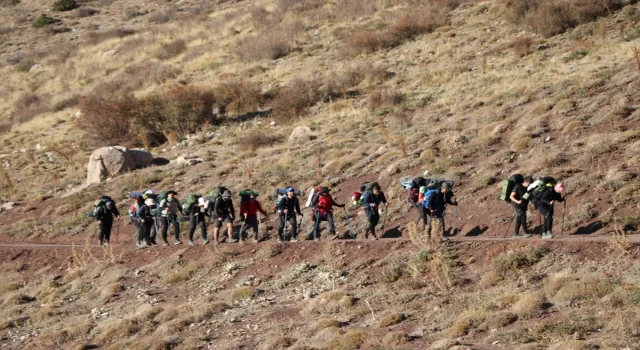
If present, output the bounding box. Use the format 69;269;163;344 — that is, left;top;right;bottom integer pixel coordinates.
277;187;303;242
510;176;533;238
423;181;448;242
137;197;156;248
536;183;565;239
439;182;458;237
188;197;209;245
239;192;268;243
311;187;345;240
159;191;183;246
362;184;388;240
213;190;236;243
95;201;120;246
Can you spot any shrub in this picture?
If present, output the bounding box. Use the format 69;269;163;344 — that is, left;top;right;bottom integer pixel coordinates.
235;29;294;61
85;28;135;45
74;7;98;18
493;247;548;277
32;14;60;28
271;78;323;124
376;313;405;328
12;92;50;123
235;131;283;152
447;311;486;337
52;0;76;11
232;286;257;301
215;80;263;116
502;0;629;37
511;36;533;57
154;39;187;60
512;292;545;318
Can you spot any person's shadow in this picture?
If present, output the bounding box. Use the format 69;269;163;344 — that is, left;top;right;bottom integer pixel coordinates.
574;221;604;235
380;226;402;239
464;225;488;237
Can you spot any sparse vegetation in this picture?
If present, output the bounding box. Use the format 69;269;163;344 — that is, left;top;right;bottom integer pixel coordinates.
52;0;76;12
32;14;61;28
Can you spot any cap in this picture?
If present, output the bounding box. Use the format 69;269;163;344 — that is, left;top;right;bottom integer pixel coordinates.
222;190;232;197
106;201;114;207
441;182;451;190
286;187;295;193
145;190;155;195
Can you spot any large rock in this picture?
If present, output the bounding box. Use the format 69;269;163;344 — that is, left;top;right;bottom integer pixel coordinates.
130;148;154;168
288;126;314;143
86;146;135;184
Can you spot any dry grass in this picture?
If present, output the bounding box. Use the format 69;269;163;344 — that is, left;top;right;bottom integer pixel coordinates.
232;286;257;302
375;312;405;328
154;39;187;60
326;330;369;350
162;261;203;284
511;292;545;319
553;276;612;307
480;270;504;287
100;282;123;303
304;291;355;314
382;331;408;346
447;311;486;337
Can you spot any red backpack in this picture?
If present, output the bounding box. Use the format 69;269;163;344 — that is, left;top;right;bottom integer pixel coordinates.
317;193;333;214
408;188;419;204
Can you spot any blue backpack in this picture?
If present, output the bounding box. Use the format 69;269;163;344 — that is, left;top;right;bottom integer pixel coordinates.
422;188;440;209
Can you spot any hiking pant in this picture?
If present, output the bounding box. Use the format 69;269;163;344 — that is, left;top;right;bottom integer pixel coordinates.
365;208;380;235
312;211;336;238
188;215;207;241
161;215;181;243
427;212;445;237
149;217;158;243
416;204;427;225
278;214;298;240
538;205;554;233
241;216;259;240
140;220;153;244
512;202;528;235
99;221;112;244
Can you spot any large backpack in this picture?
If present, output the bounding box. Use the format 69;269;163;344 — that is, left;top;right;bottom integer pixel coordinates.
209;186;228;201
183;194;202;213
422;188;440;210
158;191;170;202
499;174;524;203
93;195;112;216
360;182;379;193
273;188;302;213
408;187;420;204
400;178;414;190
526;176;557;205
317;193;333;214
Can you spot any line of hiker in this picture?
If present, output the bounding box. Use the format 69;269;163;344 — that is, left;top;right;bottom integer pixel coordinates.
89;173;568;247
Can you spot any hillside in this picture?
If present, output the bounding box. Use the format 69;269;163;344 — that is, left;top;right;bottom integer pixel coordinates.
0;0;639;348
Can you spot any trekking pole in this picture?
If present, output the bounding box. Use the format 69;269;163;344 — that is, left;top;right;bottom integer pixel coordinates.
239;217;248;241
504;213;516;238
454;205;460;236
343;207;355;239
538;213;543;236
116;218;120;244
380;206;388;238
561;196;567;236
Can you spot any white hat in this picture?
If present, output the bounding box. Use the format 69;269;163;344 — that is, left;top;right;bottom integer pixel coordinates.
145;198;156;206
145;190;156;195
198;197;207;205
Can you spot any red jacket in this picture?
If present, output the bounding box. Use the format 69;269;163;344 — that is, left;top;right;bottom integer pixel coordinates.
240;199;267;217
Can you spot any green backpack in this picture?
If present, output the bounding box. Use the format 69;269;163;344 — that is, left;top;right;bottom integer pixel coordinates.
208;186;228;201
92;196;112;216
182;194;202;213
158;191;170;201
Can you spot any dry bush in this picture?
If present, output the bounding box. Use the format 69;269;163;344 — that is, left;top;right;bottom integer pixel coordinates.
11;92;50;124
382;331;408;346
375;312;405;328
480;270;504;287
502;0;628;37
447;311;486;337
162;261;203;284
232;286;257;301
235;131;283;152
326;330;369;350
553;276;613;307
314;318;342;331
478;311;518;330
215;80;263;116
511;292;545;319
262;336;296;350
235;23;302;61
543;274;574;296
79;85;218;146
85;28;135;45
148;8;177;24
493;247;548;278
95;317;142;342
154;39;187;60
368;89;405;112
73;7;98;17
100;282;123;302
512;36;533;57
97;62;179;96
304;291;355;314
270;78;323;124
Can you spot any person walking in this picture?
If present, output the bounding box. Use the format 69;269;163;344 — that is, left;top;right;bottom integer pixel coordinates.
159;191;183;246
536;183;566;239
311;187;345;240
188;197;209;245
240;192;268;243
510;176;533;238
362;184;388;240
95;200;120;246
213;190;236;243
439;182;458;238
137;197;156;248
423;181;447;242
277;187;303;242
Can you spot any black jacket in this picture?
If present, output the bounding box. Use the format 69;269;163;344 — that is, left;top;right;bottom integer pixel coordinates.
511;184;528;206
96;206;119;223
214;198;235;219
537;189;564;210
277;196;302;215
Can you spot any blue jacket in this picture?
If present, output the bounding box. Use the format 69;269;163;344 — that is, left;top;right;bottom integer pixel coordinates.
362;191;387;212
422;188;442;213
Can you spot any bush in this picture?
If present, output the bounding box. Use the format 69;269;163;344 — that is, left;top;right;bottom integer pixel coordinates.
12;92;50;123
235;30;294;61
77;86;219;146
493;247;548;277
215;80;263;116
270;78;323;124
235;131;283;152
32;14;60;28
154;39;187;60
52;0;76;11
501;0;629;37
85;28;135;45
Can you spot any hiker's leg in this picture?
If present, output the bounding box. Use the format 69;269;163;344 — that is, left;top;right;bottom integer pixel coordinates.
278;214;286;240
370;212;380;235
513;203;524;235
289;216;298;239
144;222;153;244
137;222;145;244
200;218;208;241
327;212;336;235
171;216;181;241
546;207;554;233
161;216;169;243
418;205;427;225
104;222;112;243
248;216;259;240
188;216;197;242
426;212;433;237
227;221;234;241
98;222;106;244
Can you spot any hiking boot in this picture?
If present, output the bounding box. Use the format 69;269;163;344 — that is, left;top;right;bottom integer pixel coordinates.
543;232;554;239
522;233;533;238
370;234;378;241
441;237;450;243
203;239;210;245
330;234;339;240
290;238;298;242
162;243;169;247
230;239;239;243
188;240;195;246
513;234;521;239
251;238;258;243
174;240;182;245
